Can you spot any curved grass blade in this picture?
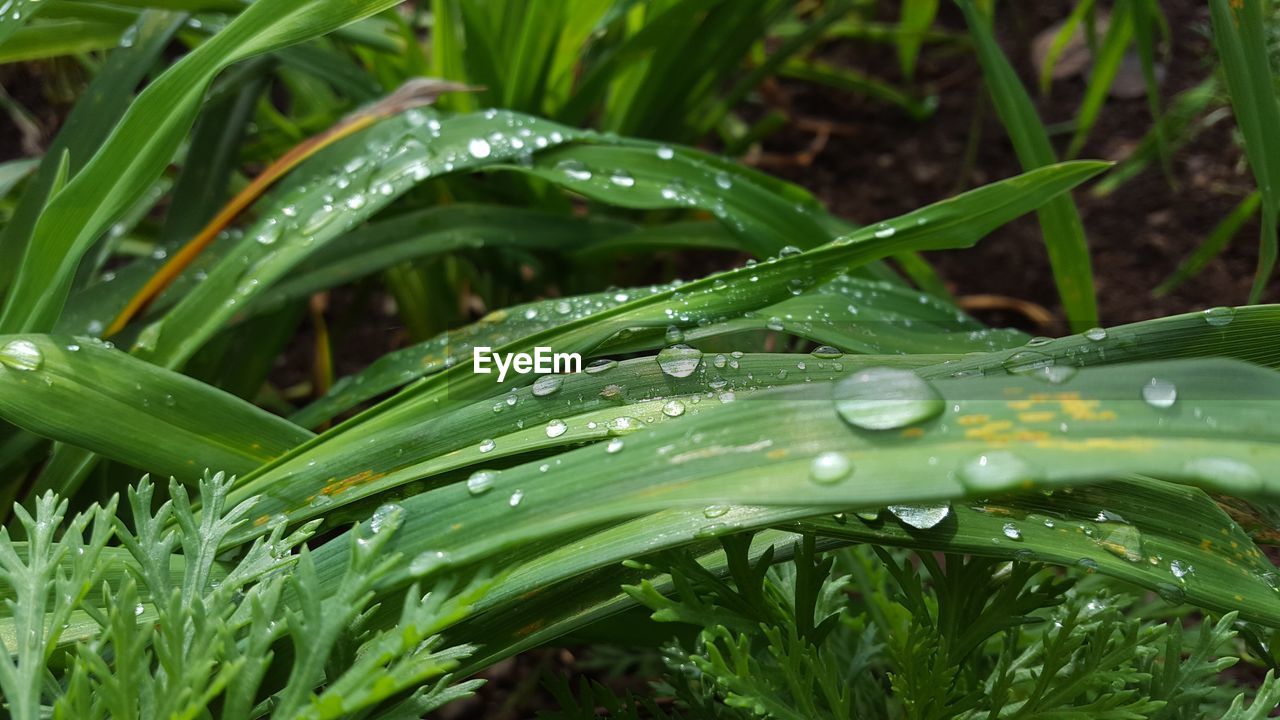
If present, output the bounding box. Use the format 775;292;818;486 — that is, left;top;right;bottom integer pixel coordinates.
1065;1;1134;158
1210;0;1280;304
960;0;1099;331
103;78;477;337
226;161;1106;486
1155;192;1261;298
0;10;184;294
0;0;408;334
290;359;1280;628
0;335;311;481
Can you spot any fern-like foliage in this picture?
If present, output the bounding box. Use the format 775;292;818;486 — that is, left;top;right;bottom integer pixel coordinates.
0;473;486;719
601;532;1280;720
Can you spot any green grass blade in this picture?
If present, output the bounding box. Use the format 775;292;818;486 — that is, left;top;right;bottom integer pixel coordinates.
0;335;311;481
960;0;1099;331
0;0;404;334
896;0;939;81
1210;0;1280;304
1065;0;1134;158
1155;192;1261;298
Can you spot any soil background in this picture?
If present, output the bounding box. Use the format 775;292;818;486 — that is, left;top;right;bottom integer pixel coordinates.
753;0;1276;332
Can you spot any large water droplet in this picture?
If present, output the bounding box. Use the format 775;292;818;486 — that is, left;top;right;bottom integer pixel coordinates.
1002;351;1054;375
1083;327;1108;342
833;367;944;430
662;399;686;417
478;438;496;453
1170;559;1193;579
467;138;491;158
586;359;617;374
1203;306;1235;327
545;419;568;438
809;451;852;484
1097;524;1143;562
0;339;42;371
957;451;1037;493
467;470;497;495
657;345;703;378
888;503;951;529
811;345;843;359
1002;522;1022;540
1182;457;1263;491
1141;378;1177;409
508;489;525;507
532;375;563;396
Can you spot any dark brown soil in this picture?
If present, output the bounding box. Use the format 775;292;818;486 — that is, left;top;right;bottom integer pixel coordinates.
755;0;1276;331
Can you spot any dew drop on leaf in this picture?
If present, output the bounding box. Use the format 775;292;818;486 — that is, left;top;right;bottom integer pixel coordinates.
478;438;496;453
606;438;625;454
888;503;951;529
586;358;617;374
369;503;404;535
467;138;491;158
1203;306;1235;327
508;489;525;507
833;367;944;430
532;375;563;396
1084;327;1107;341
811;345;843;359
657;345;702;378
957;451;1038;493
809;451;852;485
662;399;686;417
545;419;567;438
1181;457;1263;491
1141;378;1177;409
467;470;497;496
0;339;42;371
1002;522;1022;540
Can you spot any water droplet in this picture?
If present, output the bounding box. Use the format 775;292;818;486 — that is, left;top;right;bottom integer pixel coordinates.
610;171;635;187
467;470;497;496
657;346;703;378
508;490;525;507
1155;582;1185;604
662;400;686;417
809;452;852;484
1141;378;1177;409
1002;522;1022;540
778;245;803;258
833;367;944;430
1097;524;1143;562
656;146;674;160
1170;559;1193;579
703;505;730;518
557;160;592;181
369;503;404;534
958;451;1038;493
478;438;496;453
586;359;617;374
888;503;951;529
664;326;685;344
873;224;896;238
467;138;491;158
1182;457;1263;491
606;438;625;454
410;550;449;576
546;419;568;438
1203;306;1235;327
607;416;643;435
714;172;732;190
1084;327;1107;341
0;339;42;371
811;345;843;359
532;375;563;396
1032;365;1077;384
1002;350;1054;374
